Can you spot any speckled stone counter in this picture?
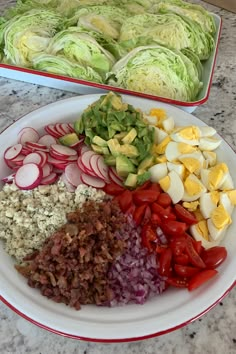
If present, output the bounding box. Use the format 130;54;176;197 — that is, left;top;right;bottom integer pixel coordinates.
0;0;236;353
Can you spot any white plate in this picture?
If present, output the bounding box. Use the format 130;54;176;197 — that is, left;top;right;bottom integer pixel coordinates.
0;94;235;342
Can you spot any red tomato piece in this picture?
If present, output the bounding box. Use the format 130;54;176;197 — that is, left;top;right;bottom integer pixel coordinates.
133;204;147;226
166;276;188;288
126;203;136;216
151;203;165;215
157;192;172;208
175;254;190;266
103;183;125;196
141;224;157;252
149;183;162;193
161;220;188;237
136;180;152;191
159;248;173;276
192;240;203;255
174;264;200;278
174;204;198;225
170;236;187;256
118;190;133;213
159;209;177;221
185;236;206;269
151;213;162;227
201;247;227;269
188;269;218;291
142;205;152;225
156;245;168;254
133;190;160;205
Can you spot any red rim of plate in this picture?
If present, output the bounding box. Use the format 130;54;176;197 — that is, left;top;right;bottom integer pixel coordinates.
0;280;235;343
0;18;222;108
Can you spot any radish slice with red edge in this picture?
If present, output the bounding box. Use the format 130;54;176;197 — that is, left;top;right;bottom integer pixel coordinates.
2;173;16;183
41;172;58;185
80;144;91;155
44;125;61;138
80;150;97;174
68;123;75;133
96;156;110;182
65;163;82;187
37;151;48;167
18;127;39;144
55;123;67;136
25;142;49;152
15;163;43;190
60;123;71;134
70;138;84;149
42;163;51;178
50;144;77;157
4;144;22;161
38;134;57;147
89;154;106;180
77;156;88;174
81;173;105;189
11;154;25;163
109;167;123;182
23;152;43;166
108;168;124;186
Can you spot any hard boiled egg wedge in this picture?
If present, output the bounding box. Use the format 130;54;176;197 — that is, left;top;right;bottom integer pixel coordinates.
149;163;168;182
159;170;184;204
167;162;185;180
170;126;201;146
182;174;206;202
178;151;205;175
153;126;168;144
199;126;217;137
199;137;222;151
200;163;229;191
190;220;225;249
202;151;217;167
199;191;219;219
165;141;195;162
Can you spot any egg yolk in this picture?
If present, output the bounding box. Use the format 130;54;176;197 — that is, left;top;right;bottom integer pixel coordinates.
184;176;203;196
178;143;195;154
159;175;170;192
149;108;167;123
208;163;229;190
196;220;209;241
183;201;199;211
178;126;200;140
227;190;236;205
156;155;167;163
153;136;171;155
210;191;220;205
179;157;201;174
211;204;232;229
193;208;205;221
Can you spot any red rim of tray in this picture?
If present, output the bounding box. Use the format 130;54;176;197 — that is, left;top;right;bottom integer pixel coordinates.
0;18;222;108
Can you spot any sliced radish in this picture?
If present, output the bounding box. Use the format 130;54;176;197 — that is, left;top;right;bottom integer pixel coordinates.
77;156;88;174
80;150;97;174
60;173;76;192
41;172;58;185
50;144;77;157
25;141;49;152
15;163;43;190
37;151;48;167
44;125;61;138
65;163;82;187
68;123;75;133
2;173;16;183
108;168;124;186
38;134;57;147
80;144;91;155
96;156;110;182
4;144;22;161
11;154;25;163
60;123;71;135
18;127;39;144
23;152;43;166
55;123;67;136
42;163;51;178
53;167;64;174
81;173;105;189
21;147;32;156
70;138;84;149
89;154;106;179
52;161;69;170
109;167;123;182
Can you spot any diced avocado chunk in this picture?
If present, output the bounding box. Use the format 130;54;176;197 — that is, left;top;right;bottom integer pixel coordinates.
122;128;137;144
125;173;138;188
119;144;139;158
107;138;120;157
137;171;151;186
59;133;79;146
74;120;83;135
104;155;116;166
114;131;127;140
91;144;103;154
116;155;136;178
138;154;154;173
92;135;108;147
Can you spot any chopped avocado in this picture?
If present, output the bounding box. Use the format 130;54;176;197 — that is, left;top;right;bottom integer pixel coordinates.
122;128;137;144
119;144;139;158
91;144;103;154
74;120;83;135
92;135;107;147
59;133;79;146
138;154;154;173
125;173;138;188
107;138;120;157
137;171;151;186
101;147;110;155
104;155;116;166
114;131;127;140
116;155;136;178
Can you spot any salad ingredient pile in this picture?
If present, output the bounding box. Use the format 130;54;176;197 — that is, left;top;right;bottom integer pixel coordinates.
0;92;234;310
0;0;217;101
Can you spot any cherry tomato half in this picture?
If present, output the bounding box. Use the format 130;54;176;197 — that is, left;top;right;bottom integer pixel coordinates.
141;224;157;252
161;220;188;237
175;254;190;266
133;190;160;205
201;247;227;269
166;276;188;288
157;193;172;208
188;269;218;291
174;204;197;225
185;236;206;269
174;264;200;278
103;183;125;196
133;204;147;226
159;248;172;276
118;190;133;213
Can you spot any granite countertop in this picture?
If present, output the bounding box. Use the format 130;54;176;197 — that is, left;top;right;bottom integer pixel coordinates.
0;0;236;353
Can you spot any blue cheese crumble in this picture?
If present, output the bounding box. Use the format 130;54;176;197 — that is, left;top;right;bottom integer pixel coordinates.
0;181;105;262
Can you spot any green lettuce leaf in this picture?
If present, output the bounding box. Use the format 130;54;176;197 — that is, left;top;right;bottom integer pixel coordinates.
32;53;103;82
108;45;203;102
